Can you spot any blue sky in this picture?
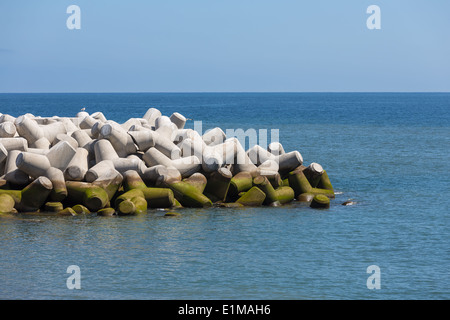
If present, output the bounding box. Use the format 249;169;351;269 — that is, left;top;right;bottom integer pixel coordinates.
0;0;449;92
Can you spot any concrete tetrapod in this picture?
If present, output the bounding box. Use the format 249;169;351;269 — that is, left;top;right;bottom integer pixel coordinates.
252;175;281;207
65;181;110;212
303;162;324;188
122;170;175;209
4;150;30;186
182;172;207;194
0;193;16;213
0;176;54;212
15;152;67;201
167;180;212;208
143;147;200;178
64;147;89;181
273;186;295;205
115;189;147;215
44;202;64;213
0;121;17;138
100;123;137;157
203;167;232;203
227;171;253;200
310;194;331;209
287;167;335;200
91;168;123;203
235;186;266;207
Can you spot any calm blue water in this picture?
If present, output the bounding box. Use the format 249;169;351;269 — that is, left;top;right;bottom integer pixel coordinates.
0;93;448;300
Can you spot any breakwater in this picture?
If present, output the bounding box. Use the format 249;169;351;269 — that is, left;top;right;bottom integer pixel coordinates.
0;108;334;215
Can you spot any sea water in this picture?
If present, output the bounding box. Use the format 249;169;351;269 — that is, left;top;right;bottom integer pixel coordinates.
0;93;448;299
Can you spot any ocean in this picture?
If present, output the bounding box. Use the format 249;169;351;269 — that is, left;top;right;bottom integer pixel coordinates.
0;92;448;300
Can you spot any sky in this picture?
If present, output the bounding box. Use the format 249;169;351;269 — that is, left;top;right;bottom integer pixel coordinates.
0;0;449;92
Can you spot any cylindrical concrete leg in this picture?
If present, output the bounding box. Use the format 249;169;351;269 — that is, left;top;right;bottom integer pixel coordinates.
42;122;67;145
44;202;64;213
60;118;79;133
142;108;162;127
140;187;175;209
153;131;181;159
154;115;172;130
91;168;123;201
287;169;312;197
122;170;147;191
30;137;51;150
235;186;266;206
46;141;77;171
310;194;330;209
202;150;223;173
203;167;232;202
257;159;279;173
228;171;253;200
231;138;258;176
0;122;17;138
0;114;16;124
142;147;173;167
182;172;207;194
93;139;119;163
278;151;303;173
54;133;79;150
100;123;137;157
267;142;285;156
252;175;280;206
121;118;143;131
142;165;169;186
246;144;275;165
128;130;156;152
273;186;295;204
64;148;89;181
167;181;213;208
0;137;28;152
66;181;109;212
267;172;283;189
0;193;15;213
91;111;107;123
90;121;104;139
72;204;91;214
169;112;187;129
115;189;147;215
19;176;53;212
202;127;226;146
303;162;324;188
288;168;334;198
79;115;98;130
14;116;44;144
4;150;30;186
71;130;93;149
170;156;201;178
112;157;146;176
16;152;51;178
85;160;114;183
45;167;67;202
317;170;334;192
297;193;315;202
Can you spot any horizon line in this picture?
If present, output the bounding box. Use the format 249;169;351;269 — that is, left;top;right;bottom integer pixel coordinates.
0;91;449;94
